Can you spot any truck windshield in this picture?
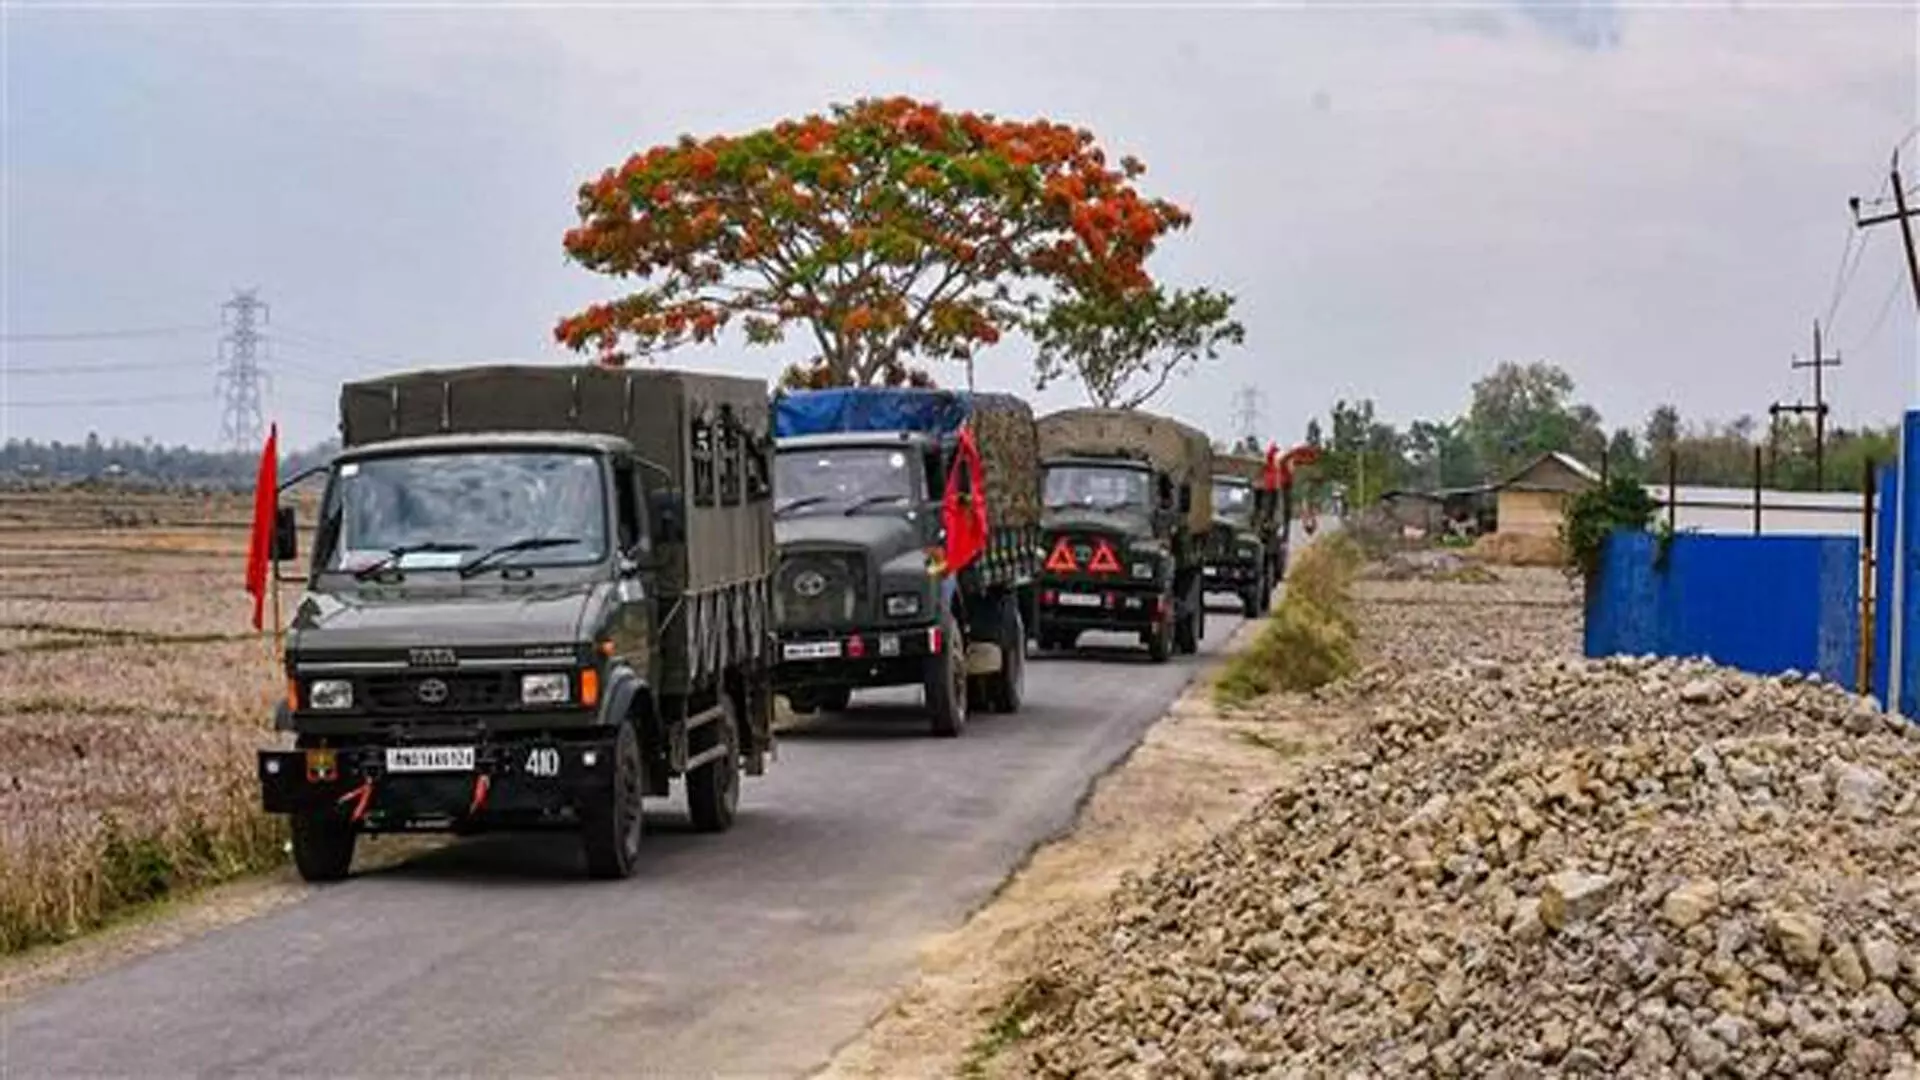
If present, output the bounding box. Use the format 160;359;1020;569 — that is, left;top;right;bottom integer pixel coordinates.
319;450;608;574
1214;481;1254;523
775;447;915;515
1043;464;1152;514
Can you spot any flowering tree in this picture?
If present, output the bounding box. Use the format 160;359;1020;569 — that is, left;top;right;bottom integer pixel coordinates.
1030;285;1243;409
555;96;1192;387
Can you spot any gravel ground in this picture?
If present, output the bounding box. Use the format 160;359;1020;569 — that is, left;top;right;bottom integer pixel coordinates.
1010;565;1920;1079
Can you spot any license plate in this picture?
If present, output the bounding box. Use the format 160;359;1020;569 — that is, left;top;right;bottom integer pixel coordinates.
385;746;476;773
783;641;843;660
1056;592;1103;608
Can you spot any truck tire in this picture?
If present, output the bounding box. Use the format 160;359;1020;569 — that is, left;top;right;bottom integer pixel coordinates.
1038;628;1076;654
985;598;1026;714
789;687;850;714
925;610;968;737
1145;614;1173;663
581;720;644;880
290;813;356;883
686;696;740;833
1174;582;1200;655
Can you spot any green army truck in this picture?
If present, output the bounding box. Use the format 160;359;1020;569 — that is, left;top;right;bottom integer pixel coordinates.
769;388;1041;737
1032;408;1213;662
1202;453;1290;616
256;364;776;882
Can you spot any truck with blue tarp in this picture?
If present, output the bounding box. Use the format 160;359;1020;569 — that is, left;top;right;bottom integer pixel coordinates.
770;387;1041;737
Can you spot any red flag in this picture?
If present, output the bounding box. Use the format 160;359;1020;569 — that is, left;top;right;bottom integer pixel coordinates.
1261;442;1281;491
244;423;279;632
942;424;990;574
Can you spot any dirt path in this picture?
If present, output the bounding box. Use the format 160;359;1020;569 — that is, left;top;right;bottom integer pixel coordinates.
814;615;1361;1079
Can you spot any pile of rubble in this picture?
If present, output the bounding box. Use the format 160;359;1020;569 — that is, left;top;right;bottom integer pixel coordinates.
1017;656;1920;1077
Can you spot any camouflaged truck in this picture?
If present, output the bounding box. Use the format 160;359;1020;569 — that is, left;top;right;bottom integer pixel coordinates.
1032;408;1213;662
769;388;1041;737
1202;452;1290;616
256;364;776;882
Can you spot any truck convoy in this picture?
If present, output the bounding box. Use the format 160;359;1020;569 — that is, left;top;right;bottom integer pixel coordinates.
256;364;777;882
769;388;1041;737
1031;408;1214;662
1203;452;1290;616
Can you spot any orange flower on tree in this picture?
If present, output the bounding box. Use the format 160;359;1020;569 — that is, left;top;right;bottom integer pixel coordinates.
553;96;1201;387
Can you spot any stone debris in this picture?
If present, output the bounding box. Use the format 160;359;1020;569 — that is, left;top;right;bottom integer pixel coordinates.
1013;572;1920;1078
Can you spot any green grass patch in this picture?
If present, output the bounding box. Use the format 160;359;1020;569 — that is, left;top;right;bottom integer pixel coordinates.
1214;535;1363;707
961;974;1066;1078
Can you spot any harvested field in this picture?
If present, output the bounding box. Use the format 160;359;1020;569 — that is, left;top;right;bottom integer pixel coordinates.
0;488;294;952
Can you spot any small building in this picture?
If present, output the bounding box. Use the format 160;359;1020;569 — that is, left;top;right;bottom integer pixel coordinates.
1494;451;1599;537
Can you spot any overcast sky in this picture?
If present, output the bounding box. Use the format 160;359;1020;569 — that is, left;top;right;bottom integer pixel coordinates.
3;1;1916;453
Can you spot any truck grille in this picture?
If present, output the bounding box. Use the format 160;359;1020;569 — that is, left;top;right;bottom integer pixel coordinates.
364;672;515;713
775;551;866;628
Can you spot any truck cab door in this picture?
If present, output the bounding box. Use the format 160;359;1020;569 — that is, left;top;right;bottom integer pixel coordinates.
609;456;656;672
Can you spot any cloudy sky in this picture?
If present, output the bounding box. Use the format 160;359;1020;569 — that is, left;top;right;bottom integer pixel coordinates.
3;1;1916;453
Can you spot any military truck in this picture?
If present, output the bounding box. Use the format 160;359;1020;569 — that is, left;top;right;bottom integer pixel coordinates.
255;364;776;882
1032;408;1213;662
769;388;1040;737
1203;453;1290;616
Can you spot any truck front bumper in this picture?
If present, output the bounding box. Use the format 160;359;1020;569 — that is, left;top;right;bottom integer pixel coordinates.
773;623;942;691
1034;583;1167;633
258;734;617;832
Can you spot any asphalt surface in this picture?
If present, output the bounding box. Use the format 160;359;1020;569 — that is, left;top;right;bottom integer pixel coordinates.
1;612;1247;1078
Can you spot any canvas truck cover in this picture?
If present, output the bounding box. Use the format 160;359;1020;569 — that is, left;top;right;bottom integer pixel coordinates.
773;387;1040;529
1214;453;1267;486
1037;407;1214;534
338;364;773;592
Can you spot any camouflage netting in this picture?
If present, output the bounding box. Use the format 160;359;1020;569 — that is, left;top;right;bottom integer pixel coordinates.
1036;408;1215;533
969;393;1041;530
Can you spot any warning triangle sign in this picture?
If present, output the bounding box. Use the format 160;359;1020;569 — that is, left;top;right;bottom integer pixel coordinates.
1044;536;1079;573
1087;540;1122;574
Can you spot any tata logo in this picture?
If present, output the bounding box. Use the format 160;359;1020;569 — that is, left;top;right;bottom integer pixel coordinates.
793;571;827;598
408;647;457;668
416;678;450;706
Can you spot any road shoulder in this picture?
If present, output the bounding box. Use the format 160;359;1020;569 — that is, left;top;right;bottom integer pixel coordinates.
813;613;1359;1079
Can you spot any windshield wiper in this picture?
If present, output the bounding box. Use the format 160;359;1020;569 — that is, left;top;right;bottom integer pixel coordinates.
352;541;477;581
457;536;583;579
842;493;908;516
774;495;831;518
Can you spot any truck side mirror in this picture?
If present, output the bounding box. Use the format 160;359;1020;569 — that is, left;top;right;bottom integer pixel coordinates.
650;489;687;545
272;506;299;562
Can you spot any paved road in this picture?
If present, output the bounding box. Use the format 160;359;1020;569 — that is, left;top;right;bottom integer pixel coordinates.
1;615;1244;1078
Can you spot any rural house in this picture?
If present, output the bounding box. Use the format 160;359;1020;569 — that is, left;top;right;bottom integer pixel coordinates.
1494;451;1599;537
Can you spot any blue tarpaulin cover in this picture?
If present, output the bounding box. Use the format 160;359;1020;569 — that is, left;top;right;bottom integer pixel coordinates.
774;388;974;440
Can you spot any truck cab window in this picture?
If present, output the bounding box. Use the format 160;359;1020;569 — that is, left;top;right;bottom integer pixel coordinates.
614;458;642;555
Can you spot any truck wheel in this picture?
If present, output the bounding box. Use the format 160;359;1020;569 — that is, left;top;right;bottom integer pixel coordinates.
290;813;356;883
686;696;740;833
1146;619;1173;663
987;599;1026;714
581;720;643;880
925;610;968;737
1174;595;1199;655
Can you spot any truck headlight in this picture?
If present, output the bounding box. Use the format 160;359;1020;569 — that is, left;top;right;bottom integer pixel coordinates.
885;592;922;618
1239;545;1261;559
1131;562;1154;580
521;672;572;705
309;679;353;711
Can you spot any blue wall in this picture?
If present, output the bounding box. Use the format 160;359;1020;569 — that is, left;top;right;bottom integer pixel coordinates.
1870;413;1920;717
1585;530;1860;684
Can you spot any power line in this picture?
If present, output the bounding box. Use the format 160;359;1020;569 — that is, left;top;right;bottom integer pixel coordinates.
0;324;217;343
5;358;206;376
1852;272;1908;353
7;392;208;409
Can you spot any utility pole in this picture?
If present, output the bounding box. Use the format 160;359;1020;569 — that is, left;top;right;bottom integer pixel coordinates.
1768;400;1823;489
216;289;270;451
1853;152;1920;315
1790;319;1841;489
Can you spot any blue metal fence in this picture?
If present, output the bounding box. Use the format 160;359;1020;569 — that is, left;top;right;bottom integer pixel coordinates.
1585;530;1860;684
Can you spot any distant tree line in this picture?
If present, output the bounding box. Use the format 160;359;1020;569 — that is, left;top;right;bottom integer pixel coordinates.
1297;361;1896;507
1;433;341;490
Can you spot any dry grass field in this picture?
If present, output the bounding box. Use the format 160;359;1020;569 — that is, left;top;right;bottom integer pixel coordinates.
0;488;309;952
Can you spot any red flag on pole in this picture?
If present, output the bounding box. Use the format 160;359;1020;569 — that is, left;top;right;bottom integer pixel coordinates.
244;423;279;632
1261;442;1282;491
942;424;990;574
